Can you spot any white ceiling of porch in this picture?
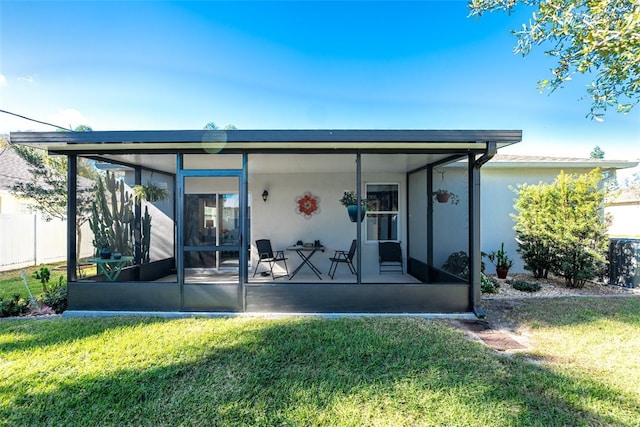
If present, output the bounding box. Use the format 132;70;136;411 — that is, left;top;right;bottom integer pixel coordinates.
93;153;459;175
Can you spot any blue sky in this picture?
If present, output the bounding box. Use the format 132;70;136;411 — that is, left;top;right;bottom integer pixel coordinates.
1;0;638;162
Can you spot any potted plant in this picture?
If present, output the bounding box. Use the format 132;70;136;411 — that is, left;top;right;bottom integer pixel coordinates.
93;234;112;259
433;170;459;204
339;191;367;222
133;181;169;202
432;189;459;204
487;242;513;279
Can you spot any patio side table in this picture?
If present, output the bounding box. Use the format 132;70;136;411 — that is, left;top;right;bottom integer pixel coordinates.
286;245;325;280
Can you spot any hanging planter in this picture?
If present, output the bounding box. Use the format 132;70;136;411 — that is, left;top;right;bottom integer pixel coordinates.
434;190;452;203
133;181;169;202
339;191;367;222
432;170;459;205
346;204;367;222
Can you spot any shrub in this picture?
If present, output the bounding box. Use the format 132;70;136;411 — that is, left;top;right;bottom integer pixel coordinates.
0;294;29;317
33;266;52;292
442;251;469;277
512;169;609;288
39;276;68;314
481;274;500;294
442;251;487;278
506;279;542;293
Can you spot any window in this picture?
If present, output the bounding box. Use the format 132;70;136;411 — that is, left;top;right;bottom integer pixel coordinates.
365;183;399;241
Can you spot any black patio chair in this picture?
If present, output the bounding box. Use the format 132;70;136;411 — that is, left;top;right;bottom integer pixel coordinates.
253;239;289;279
328;239;357;279
378;241;403;273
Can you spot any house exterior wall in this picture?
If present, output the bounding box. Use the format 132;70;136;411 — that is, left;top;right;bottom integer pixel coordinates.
607;203;640;238
249;171;407;275
431;167;469;269
480;166;598;274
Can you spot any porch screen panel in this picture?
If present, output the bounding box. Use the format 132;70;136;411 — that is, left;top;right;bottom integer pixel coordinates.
78;158;178;283
432;163;469;275
247;153;358;283
140;169;175;263
408;170;428;261
183;176;242;285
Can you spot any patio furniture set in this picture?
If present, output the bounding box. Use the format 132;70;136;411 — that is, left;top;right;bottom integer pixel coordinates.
252;239;403;280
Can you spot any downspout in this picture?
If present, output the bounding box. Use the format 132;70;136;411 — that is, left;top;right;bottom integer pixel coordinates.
475;141;497;168
470;141;496;318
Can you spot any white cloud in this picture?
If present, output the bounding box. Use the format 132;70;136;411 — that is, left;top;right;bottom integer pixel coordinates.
18;75;34;83
50;108;90;130
0;74;6;86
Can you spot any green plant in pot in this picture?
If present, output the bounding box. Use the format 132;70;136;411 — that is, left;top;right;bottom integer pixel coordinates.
487;242;513;279
133;181;169;203
339;191;367;222
433;170;459;205
93;234;112;259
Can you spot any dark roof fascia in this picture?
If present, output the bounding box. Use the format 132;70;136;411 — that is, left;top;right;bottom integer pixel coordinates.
47;148;495;157
10;129;522;153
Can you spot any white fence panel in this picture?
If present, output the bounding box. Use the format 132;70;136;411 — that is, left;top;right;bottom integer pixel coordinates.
0;214;38;271
0;214;94;272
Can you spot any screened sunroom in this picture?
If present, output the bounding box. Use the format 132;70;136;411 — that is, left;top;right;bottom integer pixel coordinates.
10;129;521;315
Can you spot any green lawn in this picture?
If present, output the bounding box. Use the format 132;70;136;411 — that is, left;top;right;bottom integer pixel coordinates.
1;298;639;426
0;263;93;300
0;265;63;299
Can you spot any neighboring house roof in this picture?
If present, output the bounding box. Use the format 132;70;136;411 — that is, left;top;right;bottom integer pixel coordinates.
484;154;637;170
0;145;94;192
610;187;640;204
0;146;32;191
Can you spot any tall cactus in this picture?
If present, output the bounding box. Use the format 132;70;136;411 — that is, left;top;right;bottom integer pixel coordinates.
141;205;152;263
89;172;135;256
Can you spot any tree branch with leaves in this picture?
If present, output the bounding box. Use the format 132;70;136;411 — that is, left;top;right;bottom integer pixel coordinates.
469;0;640;119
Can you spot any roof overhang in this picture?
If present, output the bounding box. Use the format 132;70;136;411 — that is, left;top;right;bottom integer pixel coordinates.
10;129;522;154
482;155;638;170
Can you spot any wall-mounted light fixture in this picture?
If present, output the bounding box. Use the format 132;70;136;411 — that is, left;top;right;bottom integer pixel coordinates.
262;190;269;202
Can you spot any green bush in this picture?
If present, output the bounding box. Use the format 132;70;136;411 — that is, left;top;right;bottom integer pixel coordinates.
442;251;469;277
33;266;52;292
0;294;29;317
512;169;609;288
39;276;68;314
506;279;542;293
481;274;500;294
442;251;486;278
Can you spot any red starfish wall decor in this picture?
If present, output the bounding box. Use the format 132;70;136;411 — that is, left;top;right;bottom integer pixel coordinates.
295;192;320;219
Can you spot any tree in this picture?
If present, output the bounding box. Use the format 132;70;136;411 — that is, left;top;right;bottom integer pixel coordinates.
7;126;96;266
204;122;237;130
590;145;605;159
512;169;609;287
469;0;640;119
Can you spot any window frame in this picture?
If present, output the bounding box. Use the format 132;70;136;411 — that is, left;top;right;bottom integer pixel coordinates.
364;182;400;243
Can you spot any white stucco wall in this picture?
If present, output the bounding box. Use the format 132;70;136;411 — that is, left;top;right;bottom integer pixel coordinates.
606;203;640;238
249;171;407;275
480;166;598;274
431;167;469;269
